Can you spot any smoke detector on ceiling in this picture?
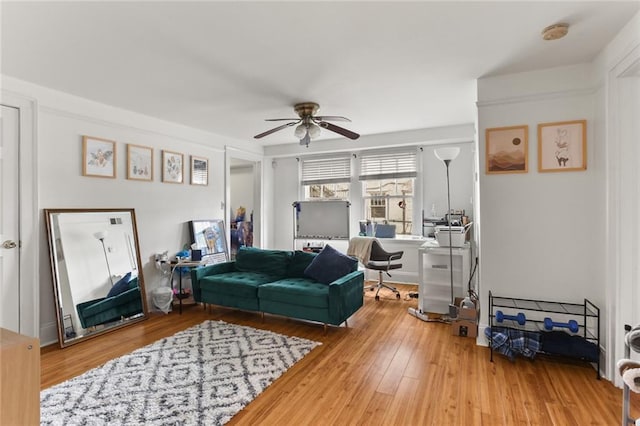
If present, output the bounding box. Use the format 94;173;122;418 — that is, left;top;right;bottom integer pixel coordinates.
542;23;569;41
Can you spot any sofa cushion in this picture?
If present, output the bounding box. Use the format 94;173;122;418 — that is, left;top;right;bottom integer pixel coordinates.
286;250;317;278
258;278;329;309
127;277;139;290
200;271;278;299
304;245;358;285
106;272;132;298
235;247;292;278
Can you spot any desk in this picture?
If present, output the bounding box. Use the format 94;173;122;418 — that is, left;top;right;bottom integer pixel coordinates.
170;260;203;314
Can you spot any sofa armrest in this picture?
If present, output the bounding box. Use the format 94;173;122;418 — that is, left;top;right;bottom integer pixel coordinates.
79;287;140;318
328;270;364;324
190;261;236;302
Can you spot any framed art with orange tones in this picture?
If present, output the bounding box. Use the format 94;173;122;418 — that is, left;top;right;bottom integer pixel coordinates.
485;125;528;174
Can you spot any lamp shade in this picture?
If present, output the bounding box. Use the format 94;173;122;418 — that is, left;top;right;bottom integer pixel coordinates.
93;230;108;240
308;123;321;139
434;147;460;162
294;124;307;139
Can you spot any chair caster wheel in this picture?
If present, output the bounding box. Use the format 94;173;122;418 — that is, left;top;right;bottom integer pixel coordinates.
396;293;401;299
375;295;380;301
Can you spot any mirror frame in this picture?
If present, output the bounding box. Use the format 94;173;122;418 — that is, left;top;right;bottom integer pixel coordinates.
44;208;149;348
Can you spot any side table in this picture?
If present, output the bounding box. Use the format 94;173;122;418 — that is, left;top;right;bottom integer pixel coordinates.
170;260;203;314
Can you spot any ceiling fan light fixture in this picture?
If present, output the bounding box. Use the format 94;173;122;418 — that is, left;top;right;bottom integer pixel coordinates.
254;102;359;145
294;123;308;139
308;123;321;139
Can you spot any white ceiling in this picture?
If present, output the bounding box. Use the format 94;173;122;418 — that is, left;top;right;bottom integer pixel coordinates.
2;1;639;147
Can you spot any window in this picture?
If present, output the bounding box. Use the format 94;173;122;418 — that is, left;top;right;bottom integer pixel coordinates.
301;156;351;200
360;151;417;235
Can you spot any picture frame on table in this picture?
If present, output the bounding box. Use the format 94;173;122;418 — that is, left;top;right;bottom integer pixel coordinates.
161;150;184;184
82;136;116;178
485;125;528;174
538;120;587;172
190;156;208;186
126;144;153;181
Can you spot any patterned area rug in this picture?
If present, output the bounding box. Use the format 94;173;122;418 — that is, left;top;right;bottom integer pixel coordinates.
41;320;321;425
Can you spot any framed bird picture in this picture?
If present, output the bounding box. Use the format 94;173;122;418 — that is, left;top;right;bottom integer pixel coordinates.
82;136;116;178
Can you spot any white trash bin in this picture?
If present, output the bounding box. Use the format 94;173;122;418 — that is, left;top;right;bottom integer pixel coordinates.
152;287;173;314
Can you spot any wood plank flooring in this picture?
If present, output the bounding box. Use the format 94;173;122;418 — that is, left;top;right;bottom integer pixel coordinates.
41;284;639;425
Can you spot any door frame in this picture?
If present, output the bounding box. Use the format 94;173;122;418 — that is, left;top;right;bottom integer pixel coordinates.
224;147;262;250
605;46;640;383
1;91;38;337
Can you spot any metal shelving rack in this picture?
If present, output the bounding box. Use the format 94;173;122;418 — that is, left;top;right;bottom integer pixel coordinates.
488;290;600;379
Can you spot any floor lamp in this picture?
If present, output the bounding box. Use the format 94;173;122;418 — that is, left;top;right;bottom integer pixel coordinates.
434;147;460;318
94;230;114;286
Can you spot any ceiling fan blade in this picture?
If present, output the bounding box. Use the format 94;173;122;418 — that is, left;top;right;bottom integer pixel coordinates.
313;116;351;122
265;118;300;122
254;121;299;139
318;121;360;140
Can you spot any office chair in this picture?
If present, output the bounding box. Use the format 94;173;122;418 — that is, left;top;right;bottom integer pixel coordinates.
365;239;403;301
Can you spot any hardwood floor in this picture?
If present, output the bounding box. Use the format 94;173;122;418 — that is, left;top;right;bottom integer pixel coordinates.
41;284;639;425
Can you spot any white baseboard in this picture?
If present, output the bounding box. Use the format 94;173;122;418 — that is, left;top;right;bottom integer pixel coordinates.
39;321;59;347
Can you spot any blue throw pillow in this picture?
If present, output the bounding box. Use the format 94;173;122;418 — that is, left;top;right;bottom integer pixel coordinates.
106;272;132;298
304;245;357;285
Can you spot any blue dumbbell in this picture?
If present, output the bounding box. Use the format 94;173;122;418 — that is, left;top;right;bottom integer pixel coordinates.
544;317;579;333
495;310;526;325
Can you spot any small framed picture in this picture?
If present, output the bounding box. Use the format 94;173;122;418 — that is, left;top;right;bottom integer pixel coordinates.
161;150;184;184
82;136;116;178
485;125;528;174
126;144;153;181
190;156;208;186
538;120;587;172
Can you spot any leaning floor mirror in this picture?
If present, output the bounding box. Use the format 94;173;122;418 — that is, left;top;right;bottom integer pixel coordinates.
44;208;148;348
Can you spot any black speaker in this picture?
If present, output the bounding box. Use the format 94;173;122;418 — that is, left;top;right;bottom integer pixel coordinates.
191;249;202;261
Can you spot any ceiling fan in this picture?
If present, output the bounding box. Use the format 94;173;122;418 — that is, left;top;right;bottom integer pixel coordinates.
254;102;360;147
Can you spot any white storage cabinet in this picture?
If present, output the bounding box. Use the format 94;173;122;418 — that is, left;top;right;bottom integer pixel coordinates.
418;242;470;314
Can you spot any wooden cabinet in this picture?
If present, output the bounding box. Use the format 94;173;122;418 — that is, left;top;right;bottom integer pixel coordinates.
1;328;40;425
418;242;471;314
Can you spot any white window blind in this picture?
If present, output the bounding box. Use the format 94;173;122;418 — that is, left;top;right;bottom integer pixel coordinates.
359;151;417;180
301;157;351;185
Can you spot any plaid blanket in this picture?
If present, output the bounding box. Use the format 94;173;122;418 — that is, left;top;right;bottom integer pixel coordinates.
485;327;542;361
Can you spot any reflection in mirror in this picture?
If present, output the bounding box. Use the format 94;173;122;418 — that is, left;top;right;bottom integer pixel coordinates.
44;208;148;348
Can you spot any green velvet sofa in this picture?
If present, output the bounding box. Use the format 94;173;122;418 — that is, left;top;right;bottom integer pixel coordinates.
76;278;143;329
191;246;364;328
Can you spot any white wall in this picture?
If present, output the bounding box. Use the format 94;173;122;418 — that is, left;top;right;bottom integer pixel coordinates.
476;63;604;348
422;143;475;223
270;157;300;250
3;77;262;345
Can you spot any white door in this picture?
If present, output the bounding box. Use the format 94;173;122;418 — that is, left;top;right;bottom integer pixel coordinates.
0;105;21;333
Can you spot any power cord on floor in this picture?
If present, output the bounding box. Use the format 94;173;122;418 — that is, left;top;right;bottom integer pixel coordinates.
407;307;453;324
404;291;419;301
